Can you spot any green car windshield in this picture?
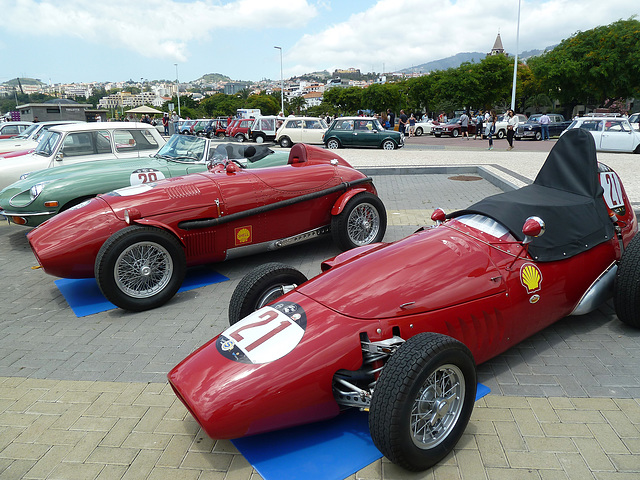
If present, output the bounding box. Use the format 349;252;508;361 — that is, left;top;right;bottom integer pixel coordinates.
155;135;207;163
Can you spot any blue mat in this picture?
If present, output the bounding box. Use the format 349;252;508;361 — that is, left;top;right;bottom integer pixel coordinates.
55;266;229;317
232;383;490;480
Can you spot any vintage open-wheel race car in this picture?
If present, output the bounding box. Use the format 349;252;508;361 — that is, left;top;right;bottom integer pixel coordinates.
26;144;386;311
168;129;638;471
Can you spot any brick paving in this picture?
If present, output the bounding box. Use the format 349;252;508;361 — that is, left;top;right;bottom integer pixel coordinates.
1;146;639;479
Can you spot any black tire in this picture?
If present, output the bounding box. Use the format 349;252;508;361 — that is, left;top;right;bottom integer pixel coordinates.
534;131;542;141
331;192;386;251
254;134;265;144
382;139;396;150
415;127;423;136
94;226;186;311
279;136;292;148
217;132;225;139
497;129;505;139
228;262;307;325
235;134;245;142
614;234;640;328
369;333;476;471
452;129;459;138
326;138;340;149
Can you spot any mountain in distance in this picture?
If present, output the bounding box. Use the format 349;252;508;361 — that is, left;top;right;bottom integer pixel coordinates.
195;73;232;84
3;77;46;86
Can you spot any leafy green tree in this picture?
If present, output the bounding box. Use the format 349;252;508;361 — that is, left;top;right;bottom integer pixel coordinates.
361;83;402;115
247;94;279;115
286;96;306;115
528;18;640;116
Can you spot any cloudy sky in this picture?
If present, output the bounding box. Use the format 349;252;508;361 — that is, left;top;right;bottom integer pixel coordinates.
0;0;637;85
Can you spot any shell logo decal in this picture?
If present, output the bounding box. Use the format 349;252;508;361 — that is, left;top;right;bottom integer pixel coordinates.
235;226;252;246
520;263;542;294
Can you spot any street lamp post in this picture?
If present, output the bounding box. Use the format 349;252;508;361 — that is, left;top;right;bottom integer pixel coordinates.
175;63;181;117
510;0;521;111
274;46;284;115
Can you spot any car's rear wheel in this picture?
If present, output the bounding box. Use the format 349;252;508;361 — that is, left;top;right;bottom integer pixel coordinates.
279;136;292;148
497;130;505;139
369;333;476;471
235;134;245;142
614;234;640;328
415;127;423;136
228;262;308;325
332;192;386;251
326;138;340;149
382;139;396;150
255;134;265;144
95;226;186;311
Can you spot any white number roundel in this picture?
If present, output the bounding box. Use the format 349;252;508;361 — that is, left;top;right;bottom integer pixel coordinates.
216;301;307;364
129;168;166;186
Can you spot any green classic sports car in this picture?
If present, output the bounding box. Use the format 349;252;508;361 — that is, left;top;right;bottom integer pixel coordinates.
0;135;288;227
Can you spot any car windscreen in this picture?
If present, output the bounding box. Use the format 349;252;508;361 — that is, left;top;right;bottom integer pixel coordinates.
34;131;61;156
156;134;206;163
15;123;39;139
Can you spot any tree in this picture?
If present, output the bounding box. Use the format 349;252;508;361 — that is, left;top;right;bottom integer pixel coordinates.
528;18;640;116
361;83;402;115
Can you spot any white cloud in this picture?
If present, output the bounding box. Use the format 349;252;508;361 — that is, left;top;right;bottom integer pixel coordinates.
285;0;639;75
0;0;319;62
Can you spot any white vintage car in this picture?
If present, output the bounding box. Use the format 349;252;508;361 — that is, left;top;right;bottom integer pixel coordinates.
275;116;328;148
0;122;165;190
0;121;83;155
562;115;640;153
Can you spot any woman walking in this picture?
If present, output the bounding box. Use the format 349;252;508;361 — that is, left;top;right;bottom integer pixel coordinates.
506;109;519;150
487;112;496;150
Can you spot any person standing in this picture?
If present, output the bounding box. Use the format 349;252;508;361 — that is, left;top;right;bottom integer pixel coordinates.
506;109;519;150
387;109;395;131
459;111;469;140
398;110;408;135
474;111;483;139
487;111;496;150
408;113;416;137
539;112;550;141
162;113;169;136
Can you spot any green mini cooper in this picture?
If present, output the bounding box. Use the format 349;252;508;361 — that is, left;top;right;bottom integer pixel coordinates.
323;117;404;150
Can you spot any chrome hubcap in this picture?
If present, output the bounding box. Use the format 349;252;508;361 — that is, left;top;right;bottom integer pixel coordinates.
114;242;173;299
347;203;380;246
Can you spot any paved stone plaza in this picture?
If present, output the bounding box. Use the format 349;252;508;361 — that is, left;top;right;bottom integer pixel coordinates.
1;143;639;479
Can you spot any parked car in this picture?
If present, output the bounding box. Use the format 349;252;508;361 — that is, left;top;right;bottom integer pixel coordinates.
515;113;571;140
628;112;639;132
492;113;528;139
413;117;437;136
0;136;287;227
248;115;285;143
432;117;477;137
27;144;387;311
178;120;197;135
204;118;228;138
275;116;328;148
0;122;165;190
0;121;83;155
562;115;640;153
191;119;214;136
323;117;404;150
167;129;638;472
0;121;32;139
226;118;254;142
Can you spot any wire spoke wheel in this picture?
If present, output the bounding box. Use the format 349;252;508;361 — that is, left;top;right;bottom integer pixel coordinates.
347;202;381;246
114;242;173;298
410;364;464;449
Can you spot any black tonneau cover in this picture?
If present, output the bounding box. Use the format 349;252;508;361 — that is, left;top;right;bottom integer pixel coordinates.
450;129;613;261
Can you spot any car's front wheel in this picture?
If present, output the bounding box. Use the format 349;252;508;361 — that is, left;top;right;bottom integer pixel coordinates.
369;333;476;471
95;226;186;311
217;132;225;139
326;138;341;149
279;136;292;148
382;139;396;150
228;262;308;325
331;192;386;250
535;131;542;141
452;129;459;138
614;234;640;328
235;134;245;142
497;129;505;139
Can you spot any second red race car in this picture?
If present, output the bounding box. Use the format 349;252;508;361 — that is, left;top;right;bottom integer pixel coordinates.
168;129;638;472
27;144;387;311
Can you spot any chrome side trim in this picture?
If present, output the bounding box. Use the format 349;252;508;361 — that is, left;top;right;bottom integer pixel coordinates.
0;209;56;217
224;225;330;261
570;262;617;316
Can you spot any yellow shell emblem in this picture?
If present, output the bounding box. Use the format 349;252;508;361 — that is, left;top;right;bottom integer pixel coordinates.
520;264;542;294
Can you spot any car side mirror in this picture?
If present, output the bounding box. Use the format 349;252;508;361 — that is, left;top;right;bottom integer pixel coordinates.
522;216;545;244
55;151;64;161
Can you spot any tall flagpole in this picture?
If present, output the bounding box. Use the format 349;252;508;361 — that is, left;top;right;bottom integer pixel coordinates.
510;0;521;111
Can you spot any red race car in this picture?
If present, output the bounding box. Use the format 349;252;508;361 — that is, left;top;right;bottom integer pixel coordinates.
27;144;386;311
168;129;639;471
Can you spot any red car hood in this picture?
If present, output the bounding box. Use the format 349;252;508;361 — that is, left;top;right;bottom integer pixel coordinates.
298;225;506;319
99;173;217;219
